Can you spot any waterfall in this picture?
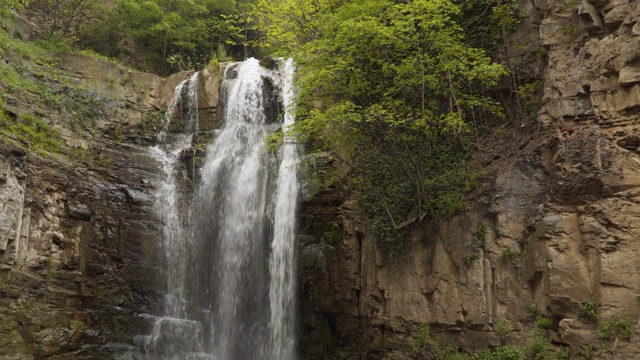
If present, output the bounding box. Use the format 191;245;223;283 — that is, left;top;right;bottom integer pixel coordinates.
195;58;272;359
269;58;298;359
146;58;299;360
147;72;205;359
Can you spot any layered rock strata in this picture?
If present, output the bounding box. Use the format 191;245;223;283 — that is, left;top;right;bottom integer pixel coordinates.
0;52;218;359
298;1;640;358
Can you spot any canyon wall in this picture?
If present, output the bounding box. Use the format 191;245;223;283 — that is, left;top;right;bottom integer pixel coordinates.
4;1;640;358
0;50;219;358
298;0;640;358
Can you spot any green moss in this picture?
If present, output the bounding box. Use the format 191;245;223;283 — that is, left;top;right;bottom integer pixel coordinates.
0;112;62;154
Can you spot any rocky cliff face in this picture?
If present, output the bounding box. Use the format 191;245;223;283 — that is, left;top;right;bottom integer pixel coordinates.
298;0;640;358
0;49;220;358
5;1;640;358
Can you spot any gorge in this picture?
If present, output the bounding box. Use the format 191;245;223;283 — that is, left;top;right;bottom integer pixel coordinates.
3;0;640;359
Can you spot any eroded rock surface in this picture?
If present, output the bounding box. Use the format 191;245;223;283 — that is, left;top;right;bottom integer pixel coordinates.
0;51;219;359
298;1;640;358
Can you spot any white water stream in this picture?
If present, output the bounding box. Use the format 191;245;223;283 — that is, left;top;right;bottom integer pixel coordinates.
146;58;299;360
269;58;298;359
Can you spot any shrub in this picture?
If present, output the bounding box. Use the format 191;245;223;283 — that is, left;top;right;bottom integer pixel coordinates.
412;323;430;351
501;246;521;268
616;318;631;341
472;224;487;247
578;301;597;324
534;316;552;336
471;345;525;360
597;323;612;340
554;346;570;360
496;318;511;336
575;344;593;360
525;303;537;320
527;335;550;360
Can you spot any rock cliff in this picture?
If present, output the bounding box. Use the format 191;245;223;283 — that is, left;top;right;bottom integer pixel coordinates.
298;0;640;358
0;49;217;358
4;1;640;358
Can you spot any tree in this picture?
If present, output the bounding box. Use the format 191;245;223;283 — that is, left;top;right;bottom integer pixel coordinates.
1;0;30;17
32;0;101;36
260;0;507;253
79;0;245;74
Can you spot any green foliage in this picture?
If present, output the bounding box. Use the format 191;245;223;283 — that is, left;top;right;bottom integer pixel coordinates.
492;1;519;30
464;223;486;266
1;0;30;17
269;0;506;255
35;33;73;52
29;0;102;36
472;224;487;247
534;317;553;335
265;130;284;153
78;0;245;74
554;347;570;360
464;252;479;266
255;0;342;53
616;317;632;341
575;344;593;360
526;334;550;360
0;27;126;152
578;301;597;324
433;344;525;360
529;316;553;359
412;323;431;351
496;318;511;336
597;323;612;341
526;304;538;320
0;112;62;153
515;80;541;119
501;246;521;268
452;0;519;56
471;346;524;360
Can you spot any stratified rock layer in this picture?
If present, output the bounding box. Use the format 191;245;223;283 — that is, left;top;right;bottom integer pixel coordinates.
0;52;218;359
298;1;640;359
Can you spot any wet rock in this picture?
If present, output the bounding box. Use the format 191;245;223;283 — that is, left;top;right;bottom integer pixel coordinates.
197;67;220;131
259;57;278;70
261;75;282;124
66;201;92;220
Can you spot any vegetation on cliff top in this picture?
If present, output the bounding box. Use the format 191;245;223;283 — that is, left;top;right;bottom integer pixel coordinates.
258;0;512;255
2;0;258;75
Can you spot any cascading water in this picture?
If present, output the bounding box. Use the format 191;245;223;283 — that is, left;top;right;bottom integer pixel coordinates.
269;58;298;359
147;72;206;359
147;58;299;360
194;58;272;359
